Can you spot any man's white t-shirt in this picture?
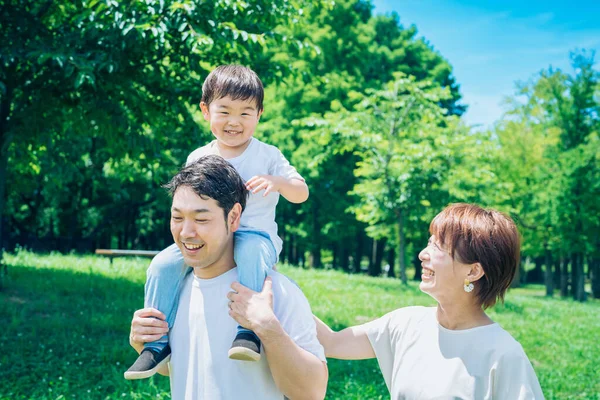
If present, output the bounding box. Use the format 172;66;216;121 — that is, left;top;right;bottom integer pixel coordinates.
168;268;325;400
186;138;304;257
361;306;544;400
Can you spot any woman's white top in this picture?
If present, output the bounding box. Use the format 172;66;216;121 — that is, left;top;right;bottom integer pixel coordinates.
361;306;544;399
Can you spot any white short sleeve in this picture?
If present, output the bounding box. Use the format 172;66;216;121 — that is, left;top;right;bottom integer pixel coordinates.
270;148;304;181
359;310;397;390
359;307;431;392
494;348;545;399
270;272;326;362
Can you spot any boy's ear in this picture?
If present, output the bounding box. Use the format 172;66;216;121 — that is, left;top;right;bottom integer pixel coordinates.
200;102;210;121
257;109;263;119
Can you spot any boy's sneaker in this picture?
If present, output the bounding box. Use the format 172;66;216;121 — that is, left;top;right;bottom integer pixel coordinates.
124;345;171;380
228;331;261;362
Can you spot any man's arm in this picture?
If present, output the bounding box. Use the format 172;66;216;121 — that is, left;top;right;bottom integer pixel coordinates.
228;278;327;400
129;307;170;376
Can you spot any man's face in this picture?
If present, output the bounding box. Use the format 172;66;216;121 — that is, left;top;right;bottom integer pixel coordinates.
170;185;239;278
200;96;262;152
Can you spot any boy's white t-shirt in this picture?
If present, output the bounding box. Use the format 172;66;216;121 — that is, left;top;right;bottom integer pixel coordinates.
360;306;545;400
168;268;325;400
186;138;303;256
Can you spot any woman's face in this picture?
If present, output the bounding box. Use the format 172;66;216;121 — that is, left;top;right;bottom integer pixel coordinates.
418;235;469;303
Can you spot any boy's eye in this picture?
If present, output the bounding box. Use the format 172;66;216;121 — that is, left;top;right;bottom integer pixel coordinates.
220;112;228;115
195;219;208;223
172;216;183;221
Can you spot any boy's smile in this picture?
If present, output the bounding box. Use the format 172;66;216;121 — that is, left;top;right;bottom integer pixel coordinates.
200;96;262;157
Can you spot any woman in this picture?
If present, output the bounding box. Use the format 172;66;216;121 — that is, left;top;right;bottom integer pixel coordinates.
316;203;544;399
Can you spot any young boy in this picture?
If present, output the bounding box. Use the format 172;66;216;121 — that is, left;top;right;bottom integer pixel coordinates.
124;65;309;379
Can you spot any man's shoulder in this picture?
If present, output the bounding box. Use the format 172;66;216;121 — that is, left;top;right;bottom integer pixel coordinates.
266;271;310;307
267;270;302;292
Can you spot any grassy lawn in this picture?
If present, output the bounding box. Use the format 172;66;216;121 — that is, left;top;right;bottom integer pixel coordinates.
1;250;599;399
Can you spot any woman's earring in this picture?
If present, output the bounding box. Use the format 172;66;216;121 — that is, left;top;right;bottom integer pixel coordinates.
464;279;474;293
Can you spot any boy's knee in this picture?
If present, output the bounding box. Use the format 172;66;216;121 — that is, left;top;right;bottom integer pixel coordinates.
147;244;184;277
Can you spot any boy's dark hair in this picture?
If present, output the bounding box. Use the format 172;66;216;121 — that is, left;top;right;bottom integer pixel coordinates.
201;65;264;112
164;155;248;221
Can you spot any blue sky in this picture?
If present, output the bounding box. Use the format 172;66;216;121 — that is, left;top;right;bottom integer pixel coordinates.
372;0;600;128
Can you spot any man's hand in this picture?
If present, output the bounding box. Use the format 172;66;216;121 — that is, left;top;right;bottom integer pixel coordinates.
246;175;284;197
129;307;169;354
227;277;278;335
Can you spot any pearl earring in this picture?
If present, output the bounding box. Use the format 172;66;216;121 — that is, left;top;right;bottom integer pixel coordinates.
464;279;474;293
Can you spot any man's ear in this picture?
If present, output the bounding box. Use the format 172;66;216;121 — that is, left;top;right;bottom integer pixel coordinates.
228;203;242;232
467;262;485;283
200;102;210;121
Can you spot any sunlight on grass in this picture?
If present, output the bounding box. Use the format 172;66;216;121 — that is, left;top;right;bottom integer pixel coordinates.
1;250;598;399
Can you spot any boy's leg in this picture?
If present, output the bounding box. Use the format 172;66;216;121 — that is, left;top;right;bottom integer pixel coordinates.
124;244;190;379
228;230;277;362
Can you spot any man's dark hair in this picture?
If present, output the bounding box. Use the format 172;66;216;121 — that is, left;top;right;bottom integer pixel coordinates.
164;155;248;221
201;65;264;112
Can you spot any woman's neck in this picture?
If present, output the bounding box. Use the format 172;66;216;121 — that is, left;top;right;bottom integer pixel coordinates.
436;301;493;330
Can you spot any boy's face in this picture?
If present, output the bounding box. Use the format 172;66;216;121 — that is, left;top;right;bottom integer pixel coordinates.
200;96;262;152
170;185;240;279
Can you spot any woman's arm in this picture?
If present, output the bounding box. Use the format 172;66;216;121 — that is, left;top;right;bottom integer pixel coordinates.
314;316;376;360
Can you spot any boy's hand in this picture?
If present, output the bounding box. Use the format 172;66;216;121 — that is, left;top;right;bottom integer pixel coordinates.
246;175;284;197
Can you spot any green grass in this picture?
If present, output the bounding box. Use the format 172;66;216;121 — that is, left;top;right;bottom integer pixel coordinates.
1;250;599;399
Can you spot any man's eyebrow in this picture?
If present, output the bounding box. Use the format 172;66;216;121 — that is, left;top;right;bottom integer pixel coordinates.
171;207;211;213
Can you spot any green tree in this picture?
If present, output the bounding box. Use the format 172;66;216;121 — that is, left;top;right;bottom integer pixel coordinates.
0;0;311;285
491;51;600;301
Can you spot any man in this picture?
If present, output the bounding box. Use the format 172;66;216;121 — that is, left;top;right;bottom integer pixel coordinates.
128;155;328;399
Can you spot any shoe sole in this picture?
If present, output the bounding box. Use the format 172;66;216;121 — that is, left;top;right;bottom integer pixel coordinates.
228;346;260;362
124;354;171;380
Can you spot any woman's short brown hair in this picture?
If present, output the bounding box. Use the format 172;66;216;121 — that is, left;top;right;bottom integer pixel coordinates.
429;203;520;309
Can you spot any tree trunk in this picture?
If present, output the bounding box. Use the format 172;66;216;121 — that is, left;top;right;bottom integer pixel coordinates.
0;80;13;290
289;234;297;265
553;257;561;289
332;243;338;269
310;245;322;269
413;251;422;281
529;256;544;284
591;257;600;299
368;237;374;274
573;253;585;302
353;230;363;274
386;246;396;278
298;245;304;268
570;253;577;297
368;238;385;277
544;249;554;297
310;203;322;268
560;257;570;297
341;244;350;273
396;210;407;284
0;144;7;289
511;255;523;288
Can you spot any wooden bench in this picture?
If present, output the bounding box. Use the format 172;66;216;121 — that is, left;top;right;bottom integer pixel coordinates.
95;249;160;265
